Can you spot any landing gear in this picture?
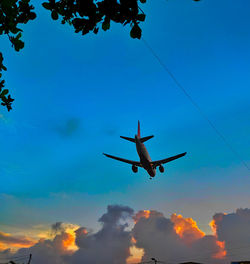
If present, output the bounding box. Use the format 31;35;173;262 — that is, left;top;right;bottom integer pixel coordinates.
159;165;164;173
132;165;138;173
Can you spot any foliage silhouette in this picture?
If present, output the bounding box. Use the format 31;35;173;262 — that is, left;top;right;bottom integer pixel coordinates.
0;0;36;111
0;0;200;111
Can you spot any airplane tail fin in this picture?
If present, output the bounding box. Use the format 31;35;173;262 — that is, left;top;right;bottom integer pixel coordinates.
120;121;140;143
137;120;141;138
120;122;153;143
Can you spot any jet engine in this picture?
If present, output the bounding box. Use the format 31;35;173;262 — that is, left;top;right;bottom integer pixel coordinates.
132;165;138;173
159;165;164;173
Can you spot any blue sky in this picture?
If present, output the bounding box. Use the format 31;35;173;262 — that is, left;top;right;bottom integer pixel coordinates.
0;0;250;235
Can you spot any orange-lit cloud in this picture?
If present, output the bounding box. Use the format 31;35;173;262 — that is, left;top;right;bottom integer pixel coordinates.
171;214;205;244
131;236;137;244
63;225;82;251
62;232;75;251
209;215;227;259
126;245;144;264
0;231;36;250
52;224;82;253
133;210;151;223
209;213;226;234
214;240;227;259
126;236;144;264
0;242;7;251
0;222;81;254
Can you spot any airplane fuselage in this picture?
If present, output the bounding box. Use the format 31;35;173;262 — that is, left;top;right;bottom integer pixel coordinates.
135;135;156;177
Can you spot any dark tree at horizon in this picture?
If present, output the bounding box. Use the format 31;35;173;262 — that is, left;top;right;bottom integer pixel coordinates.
0;0;200;111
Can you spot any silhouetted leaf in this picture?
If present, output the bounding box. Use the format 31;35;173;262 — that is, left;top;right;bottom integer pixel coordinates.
51;10;59;20
137;14;146;21
16;32;22;39
1;89;8;96
42;2;51;10
93;27;99;34
102;18;110;31
130;24;142;39
30;12;37;20
14;39;25;51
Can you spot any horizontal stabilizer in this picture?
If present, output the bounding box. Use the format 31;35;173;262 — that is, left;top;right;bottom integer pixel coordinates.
120;136;136;143
140;135;154;143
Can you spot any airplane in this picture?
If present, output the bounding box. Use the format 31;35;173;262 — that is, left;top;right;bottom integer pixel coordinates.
103;121;187;179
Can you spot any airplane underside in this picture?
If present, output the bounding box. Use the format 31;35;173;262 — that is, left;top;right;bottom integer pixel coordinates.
103;121;186;179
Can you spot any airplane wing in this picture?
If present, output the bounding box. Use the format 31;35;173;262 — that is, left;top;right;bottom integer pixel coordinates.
103;153;142;167
151;152;187;167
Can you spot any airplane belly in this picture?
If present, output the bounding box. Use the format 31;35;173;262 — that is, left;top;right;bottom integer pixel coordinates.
136;142;149;157
139;149;152;171
136;140;155;176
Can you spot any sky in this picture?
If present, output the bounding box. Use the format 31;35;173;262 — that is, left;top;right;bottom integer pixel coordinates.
0;0;250;263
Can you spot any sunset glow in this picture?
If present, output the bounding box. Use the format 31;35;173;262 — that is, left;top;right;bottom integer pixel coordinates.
214;240;227;259
209;217;227;259
134;210;151;223
171;214;205;243
126;245;144;264
0;231;36;251
0;1;249;263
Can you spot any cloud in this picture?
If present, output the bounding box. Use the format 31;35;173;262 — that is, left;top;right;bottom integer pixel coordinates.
54;118;81;137
0;205;134;264
133;210;189;262
51;222;79;235
70;205;134;264
0;249;13;263
171;213;205;244
212;208;250;260
15;235;70;264
9;222;80;264
132;210;225;264
2;206;250;264
0;231;35;250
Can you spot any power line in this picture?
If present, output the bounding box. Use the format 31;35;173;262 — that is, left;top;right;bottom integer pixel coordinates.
142;37;250;172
